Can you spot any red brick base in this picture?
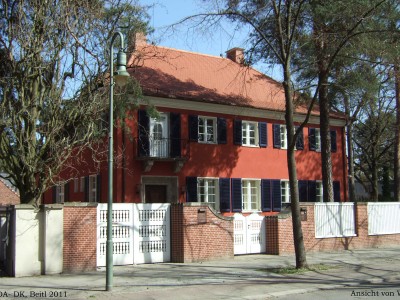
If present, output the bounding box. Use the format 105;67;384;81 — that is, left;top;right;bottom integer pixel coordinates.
266;203;400;255
171;203;234;263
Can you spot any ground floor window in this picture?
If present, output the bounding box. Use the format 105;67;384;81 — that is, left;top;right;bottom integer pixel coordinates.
281;180;290;203
198;178;219;211
242;179;261;211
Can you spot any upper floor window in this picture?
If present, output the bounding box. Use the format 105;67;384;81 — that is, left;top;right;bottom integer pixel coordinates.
280;125;288;149
189;115;227;144
242;121;258;146
198;116;217;143
242;179;261;211
234;120;267;147
281;180;291;203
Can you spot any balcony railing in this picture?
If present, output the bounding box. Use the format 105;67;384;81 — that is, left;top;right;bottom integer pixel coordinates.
136;137;189;160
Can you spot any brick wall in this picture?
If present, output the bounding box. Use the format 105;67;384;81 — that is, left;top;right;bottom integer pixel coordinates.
266;203;400;255
63;203;97;273
171;203;234;263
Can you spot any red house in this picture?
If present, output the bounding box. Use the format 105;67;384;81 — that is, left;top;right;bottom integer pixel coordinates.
43;37;348;215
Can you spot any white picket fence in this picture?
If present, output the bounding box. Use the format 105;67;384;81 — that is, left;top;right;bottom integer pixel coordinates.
368;202;400;235
314;203;356;238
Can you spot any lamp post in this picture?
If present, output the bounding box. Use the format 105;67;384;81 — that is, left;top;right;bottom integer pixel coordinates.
106;31;129;292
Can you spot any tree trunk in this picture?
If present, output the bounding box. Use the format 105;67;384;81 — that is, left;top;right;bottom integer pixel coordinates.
344;95;356;202
318;71;334;202
394;63;400;201
283;67;308;269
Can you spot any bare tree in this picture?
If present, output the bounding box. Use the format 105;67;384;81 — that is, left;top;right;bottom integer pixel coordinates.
0;0;150;205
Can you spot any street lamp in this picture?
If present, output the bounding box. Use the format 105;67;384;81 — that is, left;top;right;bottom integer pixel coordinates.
106;31;129;292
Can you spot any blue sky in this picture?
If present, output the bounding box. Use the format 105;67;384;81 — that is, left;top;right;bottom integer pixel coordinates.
140;0;282;80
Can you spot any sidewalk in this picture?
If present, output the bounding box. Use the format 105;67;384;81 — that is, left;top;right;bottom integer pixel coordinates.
1;247;400;300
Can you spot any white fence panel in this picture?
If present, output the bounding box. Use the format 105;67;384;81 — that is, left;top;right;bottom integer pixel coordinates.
315;203;356;238
368;202;400;235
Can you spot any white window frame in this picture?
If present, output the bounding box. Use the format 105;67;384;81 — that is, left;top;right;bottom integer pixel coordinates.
281;180;291;203
74;178;79;193
80;177;85;193
242;121;259;147
280;125;288;149
315;128;321;152
198;116;217;144
242;179;261;212
88;175;97;202
56;184;65;203
197;177;219;211
316;181;323;202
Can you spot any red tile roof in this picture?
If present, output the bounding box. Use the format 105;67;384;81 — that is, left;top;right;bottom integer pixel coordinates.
0;179;19;206
128;44;337;118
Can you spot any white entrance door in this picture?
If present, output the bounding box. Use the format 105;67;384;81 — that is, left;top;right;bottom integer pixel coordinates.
150;113;169;157
234;213;266;255
133;203;171;264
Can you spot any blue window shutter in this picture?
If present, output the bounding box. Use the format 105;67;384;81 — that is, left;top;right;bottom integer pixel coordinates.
138;109;150;156
308;181;317;202
188;115;198;142
330;130;337;153
217;118;227;144
309;128;316;151
272;180;281;212
298;180;308;202
233;119;242;145
170;113;181;157
219;178;231;212
273;124;281;148
296;126;304;150
84;176;89;202
261;179;271;212
186;177;198;202
52;186;57;204
333;181;341;202
259;122;267;148
96;174;101;202
231;178;242;212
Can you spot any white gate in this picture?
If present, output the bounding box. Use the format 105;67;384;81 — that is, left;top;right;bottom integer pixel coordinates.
97;203;134;266
234;214;266;255
133;203;171;264
97;203;170;266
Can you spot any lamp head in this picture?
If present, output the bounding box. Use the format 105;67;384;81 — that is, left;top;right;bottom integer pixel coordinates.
114;50;130;87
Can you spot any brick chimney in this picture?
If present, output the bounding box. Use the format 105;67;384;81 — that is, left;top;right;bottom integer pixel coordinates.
135;32;147;47
226;47;245;64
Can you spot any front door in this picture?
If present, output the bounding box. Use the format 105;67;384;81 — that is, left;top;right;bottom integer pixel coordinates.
150;113;169;157
145;185;167;203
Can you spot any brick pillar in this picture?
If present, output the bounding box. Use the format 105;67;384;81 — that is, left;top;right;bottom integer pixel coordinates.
265;216;279;254
63;203;97;273
171;203;184;262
